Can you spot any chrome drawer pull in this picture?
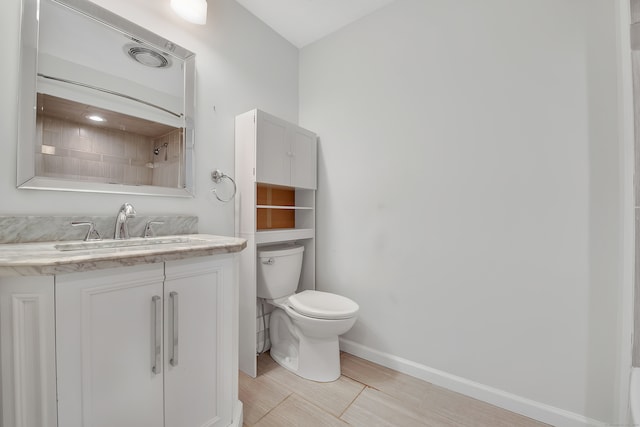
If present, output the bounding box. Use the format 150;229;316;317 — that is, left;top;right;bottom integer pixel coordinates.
170;291;179;367
151;295;162;374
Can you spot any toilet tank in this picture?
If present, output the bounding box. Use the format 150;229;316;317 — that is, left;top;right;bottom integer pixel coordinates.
257;244;304;300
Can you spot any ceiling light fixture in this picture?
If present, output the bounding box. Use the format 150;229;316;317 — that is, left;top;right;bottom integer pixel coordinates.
171;0;207;25
86;115;105;122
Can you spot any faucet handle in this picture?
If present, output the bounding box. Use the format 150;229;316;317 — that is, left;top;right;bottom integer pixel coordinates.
144;221;164;238
72;221;102;241
120;203;136;217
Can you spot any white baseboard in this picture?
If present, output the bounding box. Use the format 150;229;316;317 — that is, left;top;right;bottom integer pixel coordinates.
339;338;605;427
231;400;243;427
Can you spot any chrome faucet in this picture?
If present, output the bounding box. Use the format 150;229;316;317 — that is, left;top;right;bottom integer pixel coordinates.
114;203;136;239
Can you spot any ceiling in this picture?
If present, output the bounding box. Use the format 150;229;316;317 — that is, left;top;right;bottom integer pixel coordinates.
234;0;396;48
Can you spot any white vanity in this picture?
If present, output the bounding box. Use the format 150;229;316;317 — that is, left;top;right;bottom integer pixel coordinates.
7;0;246;423
0;234;246;427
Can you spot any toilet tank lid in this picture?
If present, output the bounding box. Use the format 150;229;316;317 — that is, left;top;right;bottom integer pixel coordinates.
258;243;304;258
288;290;359;320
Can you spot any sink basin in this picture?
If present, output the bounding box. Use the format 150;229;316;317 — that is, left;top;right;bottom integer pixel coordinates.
54;236;194;251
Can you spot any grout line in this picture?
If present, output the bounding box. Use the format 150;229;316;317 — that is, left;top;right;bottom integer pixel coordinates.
337;385;367;419
249;391;293;426
340;372;379;391
287;391;350;423
257;353;355;424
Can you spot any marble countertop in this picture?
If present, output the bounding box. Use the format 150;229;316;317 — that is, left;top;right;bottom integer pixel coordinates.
0;234;247;276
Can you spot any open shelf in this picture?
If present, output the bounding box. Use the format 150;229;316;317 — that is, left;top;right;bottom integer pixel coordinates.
256;205;313;210
255;228;314;244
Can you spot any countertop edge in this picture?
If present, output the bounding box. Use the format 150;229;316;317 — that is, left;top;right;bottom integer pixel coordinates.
0;235;247;277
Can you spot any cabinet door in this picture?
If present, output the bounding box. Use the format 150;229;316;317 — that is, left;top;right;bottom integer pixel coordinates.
256;112;290;186
164;256;234;427
0;276;57;427
290;126;317;189
56;264;165;427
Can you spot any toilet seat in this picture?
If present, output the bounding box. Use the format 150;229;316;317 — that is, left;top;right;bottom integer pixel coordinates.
288;290;359;320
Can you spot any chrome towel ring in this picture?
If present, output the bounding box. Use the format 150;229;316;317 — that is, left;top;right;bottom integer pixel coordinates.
210;169;237;202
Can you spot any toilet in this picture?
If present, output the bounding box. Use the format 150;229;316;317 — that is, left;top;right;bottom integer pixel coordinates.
257;243;359;382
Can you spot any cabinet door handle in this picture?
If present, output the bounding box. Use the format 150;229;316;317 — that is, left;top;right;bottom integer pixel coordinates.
151;295;162;375
170;291;179;367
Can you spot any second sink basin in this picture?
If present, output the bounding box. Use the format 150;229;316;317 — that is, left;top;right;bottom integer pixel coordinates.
55;236;195;252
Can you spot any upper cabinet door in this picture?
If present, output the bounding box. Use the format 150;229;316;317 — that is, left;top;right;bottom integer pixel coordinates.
254;110;317;189
256;113;289;187
290;126;317;190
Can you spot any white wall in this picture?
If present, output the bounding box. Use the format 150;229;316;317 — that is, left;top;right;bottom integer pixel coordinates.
300;0;622;423
0;0;298;235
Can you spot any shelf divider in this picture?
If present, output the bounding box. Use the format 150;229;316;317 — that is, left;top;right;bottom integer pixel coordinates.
256;205;313;210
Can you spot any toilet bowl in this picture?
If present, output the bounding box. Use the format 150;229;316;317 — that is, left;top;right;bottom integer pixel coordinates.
257;244;358;382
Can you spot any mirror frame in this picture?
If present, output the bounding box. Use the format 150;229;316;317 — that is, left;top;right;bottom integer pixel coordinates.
17;0;196;197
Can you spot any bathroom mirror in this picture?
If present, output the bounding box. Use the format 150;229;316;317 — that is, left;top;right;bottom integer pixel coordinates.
17;0;196;197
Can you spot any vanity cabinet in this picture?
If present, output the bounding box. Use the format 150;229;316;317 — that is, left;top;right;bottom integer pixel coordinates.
0;253;239;427
0;276;57;427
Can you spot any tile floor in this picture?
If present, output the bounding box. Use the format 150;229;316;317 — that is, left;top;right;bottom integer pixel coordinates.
239;352;550;427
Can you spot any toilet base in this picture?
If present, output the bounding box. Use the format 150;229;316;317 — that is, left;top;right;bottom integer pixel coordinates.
269;308;342;382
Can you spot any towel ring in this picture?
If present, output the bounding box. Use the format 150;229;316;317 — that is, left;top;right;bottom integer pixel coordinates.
210;169;237;202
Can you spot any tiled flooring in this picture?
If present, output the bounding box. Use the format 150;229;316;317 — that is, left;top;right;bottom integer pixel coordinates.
239;352;550;427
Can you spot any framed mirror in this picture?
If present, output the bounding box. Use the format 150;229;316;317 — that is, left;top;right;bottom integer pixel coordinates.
18;0;196;197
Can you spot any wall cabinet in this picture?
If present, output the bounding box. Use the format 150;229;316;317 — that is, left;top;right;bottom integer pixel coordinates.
0;255;239;427
235;109;317;377
253;109;317;190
